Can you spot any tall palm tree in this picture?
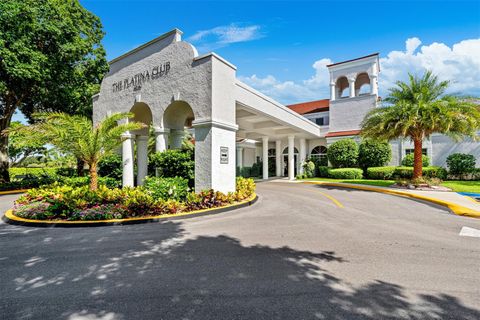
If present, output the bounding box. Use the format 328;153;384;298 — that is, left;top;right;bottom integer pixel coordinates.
10;112;144;190
361;71;480;179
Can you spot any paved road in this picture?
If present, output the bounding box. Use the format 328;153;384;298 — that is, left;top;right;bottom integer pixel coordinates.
1;182;479;320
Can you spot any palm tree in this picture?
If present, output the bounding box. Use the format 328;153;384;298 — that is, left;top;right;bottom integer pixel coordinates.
10;112;144;190
361;71;480;179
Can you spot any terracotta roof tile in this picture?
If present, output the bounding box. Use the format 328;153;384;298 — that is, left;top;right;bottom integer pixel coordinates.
286;99;329;115
325;130;361;138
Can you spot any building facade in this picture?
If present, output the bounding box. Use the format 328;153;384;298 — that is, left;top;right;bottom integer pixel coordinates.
92;29;479;193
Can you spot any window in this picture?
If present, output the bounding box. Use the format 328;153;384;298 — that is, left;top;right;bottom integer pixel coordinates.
268;148;276;158
405;148;427;155
314;117;329;126
282;147;299;154
310;146;328;166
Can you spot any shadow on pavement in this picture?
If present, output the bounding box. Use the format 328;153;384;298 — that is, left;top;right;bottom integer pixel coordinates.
0;221;478;319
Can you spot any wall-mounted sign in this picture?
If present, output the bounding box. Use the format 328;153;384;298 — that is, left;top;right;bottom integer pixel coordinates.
112;62;171;93
220;147;229;164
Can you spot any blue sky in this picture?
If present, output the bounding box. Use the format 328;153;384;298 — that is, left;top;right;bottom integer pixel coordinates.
13;0;480;121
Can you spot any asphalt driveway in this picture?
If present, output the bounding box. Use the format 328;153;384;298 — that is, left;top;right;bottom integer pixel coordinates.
1;181;479;320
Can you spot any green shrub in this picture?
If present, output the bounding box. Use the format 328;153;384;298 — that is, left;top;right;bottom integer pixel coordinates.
13;178;256;221
9;167;58;179
251;161;262;178
327;139;358;168
328;168;363;179
148;150;194;186
56;167;77;177
302;160;315;178
446;153;476;176
0;174;56;191
143;176;190;201
366;166;396;180
59;176;121;189
401;153;430;167
316;166;330;178
98;154;123;181
394;166;447;179
358;139;392;169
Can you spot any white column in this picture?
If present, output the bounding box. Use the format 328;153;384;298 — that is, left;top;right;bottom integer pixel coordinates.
236;147;243;169
136;135;149;186
288;135;295;180
330;82;336;101
370;74;378;96
262;136;269;180
171;129;184;149
275;140;282;177
299;138;307;175
121;133;135;187
154;127;170;152
349;77;356;98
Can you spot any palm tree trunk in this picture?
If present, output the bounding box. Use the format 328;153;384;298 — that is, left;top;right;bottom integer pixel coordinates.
89;162;98;191
413;138;423;179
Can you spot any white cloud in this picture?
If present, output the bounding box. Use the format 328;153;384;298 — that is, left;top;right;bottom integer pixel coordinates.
188;24;263;52
239;37;480;105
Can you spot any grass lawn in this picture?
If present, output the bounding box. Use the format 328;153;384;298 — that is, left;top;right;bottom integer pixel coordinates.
301;178;480;193
440;181;480;193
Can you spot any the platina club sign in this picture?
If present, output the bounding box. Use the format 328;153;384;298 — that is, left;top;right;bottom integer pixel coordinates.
112;62;171;93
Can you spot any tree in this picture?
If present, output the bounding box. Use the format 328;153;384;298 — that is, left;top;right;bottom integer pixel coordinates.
7;121;46;166
358;139;392;170
361;71;480;179
10;112;144;190
0;0;108;182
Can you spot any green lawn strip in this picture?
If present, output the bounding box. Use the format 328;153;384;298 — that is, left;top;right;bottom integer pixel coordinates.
440;181;480;193
301;178;480;193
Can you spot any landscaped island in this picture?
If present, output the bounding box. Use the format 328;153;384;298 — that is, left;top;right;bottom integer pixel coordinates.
12;177;255;221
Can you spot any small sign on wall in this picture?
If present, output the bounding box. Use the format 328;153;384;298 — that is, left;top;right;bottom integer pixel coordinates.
220;147;229;164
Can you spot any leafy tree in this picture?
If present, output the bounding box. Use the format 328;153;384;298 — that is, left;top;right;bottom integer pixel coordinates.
0;0;108;182
148;150;195;187
358;139;392;170
361;71;480;178
327;139;359;168
7;121;46;166
9;112;144;190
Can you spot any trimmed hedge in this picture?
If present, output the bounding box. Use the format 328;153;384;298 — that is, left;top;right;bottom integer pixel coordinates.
366;166;396;180
316;166;330;178
393;166;447;179
328;168;363;179
358;139;392;169
327;139;358;168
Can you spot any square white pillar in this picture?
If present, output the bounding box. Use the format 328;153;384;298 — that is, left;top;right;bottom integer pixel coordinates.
136;135;149;186
275;140;282;177
330;82;336;101
154;127;170;152
121;133;135;187
288;135;295;180
262;136;269;180
193;120;238;193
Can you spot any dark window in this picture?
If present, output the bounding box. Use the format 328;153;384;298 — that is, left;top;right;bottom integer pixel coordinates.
405;148;427;155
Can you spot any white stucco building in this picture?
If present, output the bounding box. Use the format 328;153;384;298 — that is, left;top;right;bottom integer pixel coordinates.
92;29;479;193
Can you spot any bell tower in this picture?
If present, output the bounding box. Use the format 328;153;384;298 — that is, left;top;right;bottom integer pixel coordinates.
327;53;380;134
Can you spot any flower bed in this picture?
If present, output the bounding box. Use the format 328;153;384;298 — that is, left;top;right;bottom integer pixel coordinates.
12;177;255;221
